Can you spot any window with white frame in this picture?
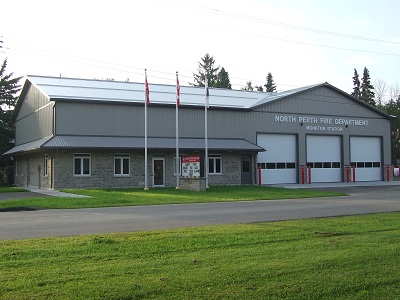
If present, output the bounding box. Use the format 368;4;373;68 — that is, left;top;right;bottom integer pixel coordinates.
174;156;182;175
74;153;91;176
209;154;222;174
114;154;130;176
44;155;48;177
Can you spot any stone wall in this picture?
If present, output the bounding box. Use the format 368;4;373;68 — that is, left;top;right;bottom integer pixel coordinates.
180;177;206;191
15;150;245;189
14;152;52;189
208;153;241;185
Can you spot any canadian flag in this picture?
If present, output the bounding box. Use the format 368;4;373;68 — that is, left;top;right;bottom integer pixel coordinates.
176;71;180;107
145;70;150;105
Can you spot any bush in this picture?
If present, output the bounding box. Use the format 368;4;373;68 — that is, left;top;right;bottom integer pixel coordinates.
0;166;13;186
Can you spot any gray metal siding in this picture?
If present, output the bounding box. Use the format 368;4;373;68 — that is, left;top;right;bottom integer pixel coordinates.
255;87;380;118
53;86;392;166
17;84;51;120
14;85;54;145
56;102;146;136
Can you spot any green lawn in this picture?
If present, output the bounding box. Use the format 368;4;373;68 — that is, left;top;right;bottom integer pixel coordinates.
1;212;399;299
0;186;28;193
0;186;345;209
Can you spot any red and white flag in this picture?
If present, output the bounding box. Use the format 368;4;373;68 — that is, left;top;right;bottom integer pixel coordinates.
176;71;180;107
145;69;150;105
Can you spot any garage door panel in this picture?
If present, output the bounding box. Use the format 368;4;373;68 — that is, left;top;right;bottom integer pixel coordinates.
261;169;297;184
350;137;381;181
257;134;297;184
307;135;341;183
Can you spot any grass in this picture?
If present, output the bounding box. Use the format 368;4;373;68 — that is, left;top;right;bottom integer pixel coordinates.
1;212;399;299
0;186;28;193
0;186;345;210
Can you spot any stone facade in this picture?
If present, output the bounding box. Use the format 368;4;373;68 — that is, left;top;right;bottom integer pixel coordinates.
14;153;52;189
180;177;207;191
13;150;246;189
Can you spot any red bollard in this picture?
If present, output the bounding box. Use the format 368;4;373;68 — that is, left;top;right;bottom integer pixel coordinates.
258;167;262;185
308;166;311;184
352;166;356;182
301;166;305;184
387;166;390;182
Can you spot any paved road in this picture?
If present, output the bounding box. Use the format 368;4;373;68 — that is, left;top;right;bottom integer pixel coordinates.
1;185;399;240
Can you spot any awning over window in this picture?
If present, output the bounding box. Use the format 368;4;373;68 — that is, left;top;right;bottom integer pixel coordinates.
4;135;265;155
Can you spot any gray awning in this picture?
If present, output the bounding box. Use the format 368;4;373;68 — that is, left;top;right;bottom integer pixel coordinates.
4;135;265;155
2;136;53;155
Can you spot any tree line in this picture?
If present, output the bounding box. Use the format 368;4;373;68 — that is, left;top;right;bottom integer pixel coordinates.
192;53;277;92
350;66;400;164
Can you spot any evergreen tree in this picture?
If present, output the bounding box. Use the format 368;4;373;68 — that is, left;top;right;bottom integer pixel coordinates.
215;67;232;89
1;59;21;108
264;72;277;92
0;58;22;185
255;85;263;92
192;53;220;87
351;68;361;98
382;96;400;164
360;67;375;106
241;81;254;91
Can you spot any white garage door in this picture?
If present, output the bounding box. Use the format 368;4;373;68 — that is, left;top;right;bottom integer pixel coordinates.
307;135;341;183
257;134;297;184
350;137;381;181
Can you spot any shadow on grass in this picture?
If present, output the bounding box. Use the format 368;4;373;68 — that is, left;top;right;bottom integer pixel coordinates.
0;207;40;212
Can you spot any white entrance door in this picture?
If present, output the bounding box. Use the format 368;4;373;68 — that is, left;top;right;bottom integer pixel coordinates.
350;137;382;181
257;134;297;184
307;135;341;183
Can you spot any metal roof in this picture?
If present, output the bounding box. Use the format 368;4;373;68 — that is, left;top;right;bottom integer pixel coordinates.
251;83;324;107
4;135;264;155
3;136;53;155
26;75;271;109
19;76;393;120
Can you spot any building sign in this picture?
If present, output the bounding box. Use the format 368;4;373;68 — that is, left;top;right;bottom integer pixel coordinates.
274;115;369;132
182;156;200;178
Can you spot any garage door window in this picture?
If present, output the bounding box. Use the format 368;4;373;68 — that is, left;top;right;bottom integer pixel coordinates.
351;161;381;168
258;162;296;169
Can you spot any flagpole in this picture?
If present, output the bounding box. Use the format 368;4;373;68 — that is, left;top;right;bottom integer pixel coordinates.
144;69;149;190
175;71;180;189
205;81;209;188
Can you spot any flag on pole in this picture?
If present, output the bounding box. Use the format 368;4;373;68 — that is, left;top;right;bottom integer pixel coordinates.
205;81;209;108
176;71;180;107
175;71;180;189
145;69;150;105
144;69;149;190
204;80;209;188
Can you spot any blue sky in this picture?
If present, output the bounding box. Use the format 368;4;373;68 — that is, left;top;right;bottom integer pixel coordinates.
1;0;399;99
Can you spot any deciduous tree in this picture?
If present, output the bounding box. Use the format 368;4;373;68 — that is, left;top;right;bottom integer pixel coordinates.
241;81;254;91
374;78;388;108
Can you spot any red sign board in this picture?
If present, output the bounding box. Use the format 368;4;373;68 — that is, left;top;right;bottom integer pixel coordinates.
182;156;200;163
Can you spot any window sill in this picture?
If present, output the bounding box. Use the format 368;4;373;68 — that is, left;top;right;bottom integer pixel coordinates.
114;175;131;178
